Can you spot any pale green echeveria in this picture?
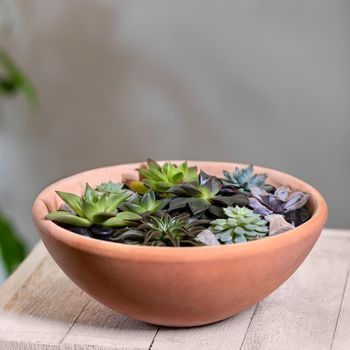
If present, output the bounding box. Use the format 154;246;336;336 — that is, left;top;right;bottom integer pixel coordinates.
211;206;268;244
46;183;141;227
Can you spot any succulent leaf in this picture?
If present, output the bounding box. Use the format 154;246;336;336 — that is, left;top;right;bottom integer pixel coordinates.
84;183;97;203
188;198;211;215
46;211;92;227
105;193;131;212
56;191;84;217
103;212;142;227
211;206;268;244
126;180;148;194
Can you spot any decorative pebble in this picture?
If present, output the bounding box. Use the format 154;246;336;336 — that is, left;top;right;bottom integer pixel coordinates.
265;214;295;236
59;203;76;215
196;229;221;246
89;226;116;238
69;227;91;237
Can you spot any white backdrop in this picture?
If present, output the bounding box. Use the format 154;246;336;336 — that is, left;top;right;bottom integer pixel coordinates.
0;0;349;247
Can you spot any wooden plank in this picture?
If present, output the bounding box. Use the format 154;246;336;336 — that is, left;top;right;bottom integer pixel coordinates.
0;241;47;307
331;266;350;350
62;300;158;350
151;306;256;350
0;243;159;350
0;255;90;348
150;229;350;350
239;229;350;350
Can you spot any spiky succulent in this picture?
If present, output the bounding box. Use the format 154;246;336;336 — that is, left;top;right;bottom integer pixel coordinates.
211;206;268;244
46;183;141;227
119;190;169;214
128;159;197;194
168;171;249;216
223;165;268;193
249;186;310;217
110;214;208;247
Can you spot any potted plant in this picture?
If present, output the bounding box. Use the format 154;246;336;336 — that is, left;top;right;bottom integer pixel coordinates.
33;160;327;326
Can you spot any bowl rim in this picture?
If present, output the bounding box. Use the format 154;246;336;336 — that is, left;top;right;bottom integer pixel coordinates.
32;160;328;259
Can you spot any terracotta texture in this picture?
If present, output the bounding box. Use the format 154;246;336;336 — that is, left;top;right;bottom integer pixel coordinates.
32;162;328;327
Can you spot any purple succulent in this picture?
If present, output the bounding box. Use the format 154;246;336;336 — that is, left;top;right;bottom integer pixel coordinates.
249;186;310;216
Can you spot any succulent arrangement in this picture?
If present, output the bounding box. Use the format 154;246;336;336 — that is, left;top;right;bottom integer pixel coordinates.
46;160;312;247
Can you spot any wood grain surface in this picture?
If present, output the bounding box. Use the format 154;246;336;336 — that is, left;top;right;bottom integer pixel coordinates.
0;229;349;350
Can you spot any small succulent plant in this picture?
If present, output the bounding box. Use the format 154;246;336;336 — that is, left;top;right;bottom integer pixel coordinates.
110;214;208;247
249;186;310;217
211;206;268;244
46;183;141;227
119;190;169;215
95;181;126;195
128;159;198;194
222;165;268;193
168;171;249;215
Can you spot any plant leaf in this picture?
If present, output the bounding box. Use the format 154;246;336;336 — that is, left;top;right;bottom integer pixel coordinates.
81;201;101;222
105;193;130;212
187;166;198;181
56;191;84;217
103;212;141;227
127;181;148;194
0;213;27;276
90;212;116;225
188;198;211;215
198;170;211;186
84;183;97;203
284;192;310;211
46;211;92;227
171;172;184;184
169;197;190;211
147;159;162;171
140;190;155;209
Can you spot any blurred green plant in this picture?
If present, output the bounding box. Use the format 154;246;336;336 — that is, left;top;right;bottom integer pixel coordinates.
0;213;26;275
0;48;36;276
0;48;37;107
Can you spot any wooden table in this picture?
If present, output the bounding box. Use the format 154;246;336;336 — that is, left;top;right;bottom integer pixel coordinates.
0;229;349;350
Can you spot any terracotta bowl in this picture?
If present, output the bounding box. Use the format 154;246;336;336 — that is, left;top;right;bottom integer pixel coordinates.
32;161;328;327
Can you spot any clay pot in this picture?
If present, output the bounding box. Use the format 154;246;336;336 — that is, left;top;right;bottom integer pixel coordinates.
32;161;327;327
